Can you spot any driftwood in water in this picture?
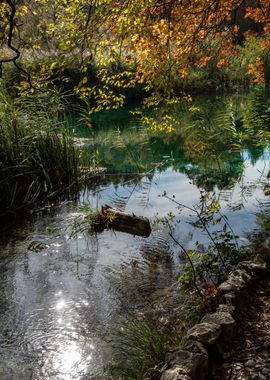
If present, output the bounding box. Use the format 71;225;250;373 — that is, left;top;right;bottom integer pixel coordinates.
93;204;151;237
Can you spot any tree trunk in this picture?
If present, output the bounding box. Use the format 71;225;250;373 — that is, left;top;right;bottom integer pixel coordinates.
93;204;151;237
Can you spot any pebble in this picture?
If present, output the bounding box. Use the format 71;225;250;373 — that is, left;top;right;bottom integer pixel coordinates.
262;367;270;375
223;352;231;359
245;359;255;367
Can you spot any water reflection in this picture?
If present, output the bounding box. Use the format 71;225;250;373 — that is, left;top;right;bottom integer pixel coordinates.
1;91;270;378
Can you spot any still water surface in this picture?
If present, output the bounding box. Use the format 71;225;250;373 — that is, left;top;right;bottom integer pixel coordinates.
0;92;270;379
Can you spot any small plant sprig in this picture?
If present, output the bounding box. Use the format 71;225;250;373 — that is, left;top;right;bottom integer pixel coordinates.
162;191;249;295
69;203;100;238
69;203;118;238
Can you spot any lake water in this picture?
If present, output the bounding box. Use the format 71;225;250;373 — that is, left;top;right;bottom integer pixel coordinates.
0;91;270;379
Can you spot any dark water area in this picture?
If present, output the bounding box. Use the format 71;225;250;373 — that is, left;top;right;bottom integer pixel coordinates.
1;90;270;379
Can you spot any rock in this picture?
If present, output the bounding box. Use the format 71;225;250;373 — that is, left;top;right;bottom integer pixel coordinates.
254;254;267;264
218;269;251;295
165;348;208;380
222;352;231;359
160;366;190;380
223;292;237;306
201;312;235;341
238;260;267;275
27;240;47;252
186;322;221;346
262;368;270;375
216;304;235;315
245;359;255;367
183;340;208;356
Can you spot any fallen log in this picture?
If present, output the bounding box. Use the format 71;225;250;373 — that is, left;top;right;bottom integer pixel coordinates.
92;204;151;237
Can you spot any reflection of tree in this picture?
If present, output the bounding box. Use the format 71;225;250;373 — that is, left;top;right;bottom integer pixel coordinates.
242;87;270;134
244;143;265;166
179;155;244;191
78;92;269;192
254;199;270;239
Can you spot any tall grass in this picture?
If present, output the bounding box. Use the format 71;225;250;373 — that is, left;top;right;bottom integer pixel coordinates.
107;318;167;379
0;86;87;219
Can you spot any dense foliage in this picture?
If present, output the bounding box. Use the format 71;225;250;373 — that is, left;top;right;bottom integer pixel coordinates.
1;1;270;107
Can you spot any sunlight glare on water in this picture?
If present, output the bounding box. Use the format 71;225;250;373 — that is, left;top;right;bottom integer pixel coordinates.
52;342;87;379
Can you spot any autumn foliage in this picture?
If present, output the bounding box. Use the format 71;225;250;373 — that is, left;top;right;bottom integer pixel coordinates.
0;1;270;103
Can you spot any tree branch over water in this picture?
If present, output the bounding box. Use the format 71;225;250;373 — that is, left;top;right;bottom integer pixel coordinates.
0;0;31;84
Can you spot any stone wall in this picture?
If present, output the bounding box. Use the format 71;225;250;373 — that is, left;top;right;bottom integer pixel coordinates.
160;254;269;380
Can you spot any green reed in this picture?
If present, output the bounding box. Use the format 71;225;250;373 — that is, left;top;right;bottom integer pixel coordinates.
0;86;87;219
107;317;167;380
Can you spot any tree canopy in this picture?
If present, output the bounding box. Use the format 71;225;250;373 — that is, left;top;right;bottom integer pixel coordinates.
0;1;270;105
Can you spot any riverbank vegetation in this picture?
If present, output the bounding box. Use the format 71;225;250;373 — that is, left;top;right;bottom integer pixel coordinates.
0;85;91;221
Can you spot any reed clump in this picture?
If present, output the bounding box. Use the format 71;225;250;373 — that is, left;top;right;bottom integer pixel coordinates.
0;86;86;219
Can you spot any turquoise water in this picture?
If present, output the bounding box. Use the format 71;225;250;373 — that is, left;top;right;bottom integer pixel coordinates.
0;91;270;379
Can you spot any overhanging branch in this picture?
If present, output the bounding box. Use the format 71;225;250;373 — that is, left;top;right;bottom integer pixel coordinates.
0;0;32;85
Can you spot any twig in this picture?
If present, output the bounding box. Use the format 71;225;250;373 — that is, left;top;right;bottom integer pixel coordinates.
165;218;202;296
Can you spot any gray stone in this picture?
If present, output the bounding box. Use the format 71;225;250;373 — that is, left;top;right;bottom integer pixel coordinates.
223;292;237;306
262;368;270;375
161;366;190;380
201;312;235;341
186;322;221;346
216;303;235;315
238;260;267;275
245;359;255;367
218;269;251;295
165;348;208;380
254;254;267;264
183;340;208;356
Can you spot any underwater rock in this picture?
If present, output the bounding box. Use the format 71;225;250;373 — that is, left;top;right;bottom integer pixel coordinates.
27;241;47;252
